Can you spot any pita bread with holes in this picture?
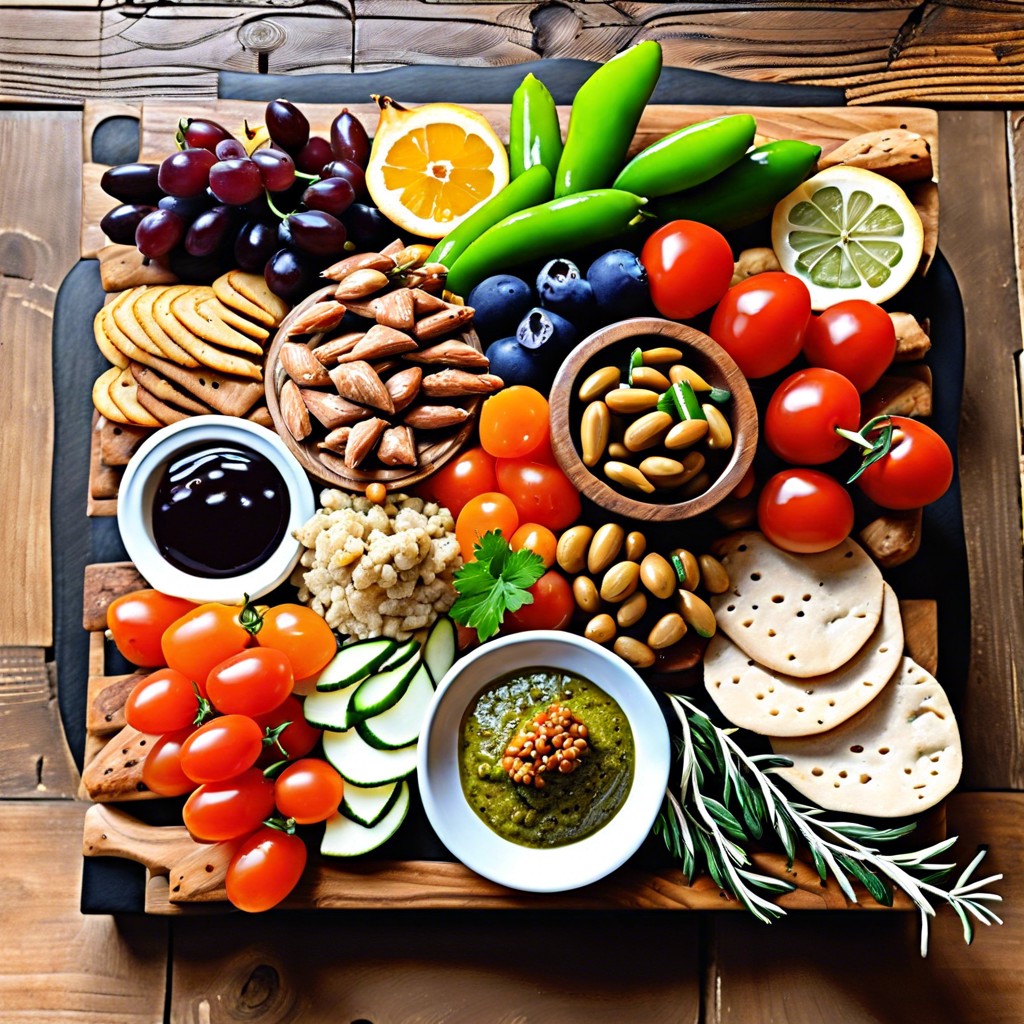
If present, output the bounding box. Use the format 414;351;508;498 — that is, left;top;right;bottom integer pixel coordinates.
709;531;884;678
771;656;962;816
704;582;904;736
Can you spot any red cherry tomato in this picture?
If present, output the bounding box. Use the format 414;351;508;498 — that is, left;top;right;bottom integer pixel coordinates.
425;447;498;520
182;767;276;842
254;604;336;680
106;590;196;667
274;759;345;825
254;695;321;764
507;570;574;632
125;668;199;734
494;460;582;532
510;523;558;568
802;299;896;393
142;727;198;797
179;714;264;783
225;827;308;912
479;386;551;459
709;272;812;379
855;417;953;510
758;469;854;554
641;220;734;320
161;603;253;692
764;368;861;465
206;648;294;718
455;492;520;561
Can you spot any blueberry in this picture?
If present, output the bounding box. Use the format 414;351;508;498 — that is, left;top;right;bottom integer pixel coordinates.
586;249;650;316
516;307;578;365
536;258;594;320
485;337;549;389
467;274;535;338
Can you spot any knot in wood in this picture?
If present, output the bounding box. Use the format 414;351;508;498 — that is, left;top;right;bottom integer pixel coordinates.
237;19;286;55
237;963;281;1015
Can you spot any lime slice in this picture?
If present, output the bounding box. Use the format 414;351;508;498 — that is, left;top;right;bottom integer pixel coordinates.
771;166;924;310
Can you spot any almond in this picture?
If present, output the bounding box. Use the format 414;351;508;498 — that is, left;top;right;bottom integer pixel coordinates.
280;379;312;441
413;304;475;341
313;332;362;365
321;251;394;281
338;298;378;319
421;369;503;398
318;425;351;454
406;340;489;369
390;243;433;270
337;323;418;363
380;238;407;258
345;416;387;468
299;389;367;429
384;366;422;413
328;360;394;413
403;262;447;293
372;289;416;330
279;342;331;387
410;289;448;316
377;425;417;466
335;268;389;301
404;404;472;429
286;299;348;336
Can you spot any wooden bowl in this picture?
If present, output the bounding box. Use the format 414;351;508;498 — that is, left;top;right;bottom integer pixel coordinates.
265;284;482;492
549;318;758;522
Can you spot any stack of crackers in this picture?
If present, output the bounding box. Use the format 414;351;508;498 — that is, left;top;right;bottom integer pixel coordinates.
703;532;961;817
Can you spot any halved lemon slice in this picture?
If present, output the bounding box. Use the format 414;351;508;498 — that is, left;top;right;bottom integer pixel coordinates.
771;165;923;310
366;97;509;239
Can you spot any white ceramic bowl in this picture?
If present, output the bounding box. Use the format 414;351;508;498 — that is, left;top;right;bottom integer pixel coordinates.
418;631;671;892
117;416;315;603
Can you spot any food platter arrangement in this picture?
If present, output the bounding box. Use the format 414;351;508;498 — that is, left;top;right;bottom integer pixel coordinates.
76;43;1004;950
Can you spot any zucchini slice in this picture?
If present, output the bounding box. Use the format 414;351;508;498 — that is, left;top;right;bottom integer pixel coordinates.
316;638;396;692
356;664;434;750
322;727;418;786
348;653;421;725
339;780;402;828
302;679;361;732
321;782;411;857
423;616;457;686
378;637;419;673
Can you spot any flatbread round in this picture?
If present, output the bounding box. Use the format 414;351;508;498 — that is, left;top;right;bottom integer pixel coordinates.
770;656;962;817
705;582;904;736
709;531;884;678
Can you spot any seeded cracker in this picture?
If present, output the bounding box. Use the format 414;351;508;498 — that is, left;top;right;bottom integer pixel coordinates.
709;531;884;677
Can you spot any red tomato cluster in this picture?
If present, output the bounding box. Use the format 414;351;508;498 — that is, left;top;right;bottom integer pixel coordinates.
109;592;341;912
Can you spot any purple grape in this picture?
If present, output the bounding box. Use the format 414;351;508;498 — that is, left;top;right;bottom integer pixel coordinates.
100;203;156;245
208;158;264;205
343;203;391;248
158;192;213;225
287;211;347;257
215;138;248;160
265;99;309;153
170;249;230;283
158;149;218;198
252;148;296;192
184;205;233;257
180;118;235;153
264;247;315;302
277;217;295;249
101;163;162;204
321;159;366;199
301;177;355;217
234;220;279;273
135;208;185;258
295;136;333;176
330;110;370;166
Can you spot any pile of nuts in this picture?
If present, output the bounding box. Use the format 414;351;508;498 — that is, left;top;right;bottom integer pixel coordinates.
576;345;733;499
276;242;502;476
501;703;589;789
555;522;731;669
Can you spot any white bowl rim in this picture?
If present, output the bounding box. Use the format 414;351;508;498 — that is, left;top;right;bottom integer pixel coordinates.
116;415;315;603
417;630;671;892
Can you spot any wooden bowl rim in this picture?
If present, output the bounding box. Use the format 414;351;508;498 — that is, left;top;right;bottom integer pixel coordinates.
549;317;758;522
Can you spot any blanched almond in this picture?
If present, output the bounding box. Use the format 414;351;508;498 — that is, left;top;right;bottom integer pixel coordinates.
372;289;416;330
406;340;489;368
280;379;311;441
421;370;502;397
413;304;475;340
335;268;390;301
384;366;422;413
404;404;472;429
318;425;351;454
329;360;394;413
344;417;387;468
377;425;417;466
299;389;367;429
279;342;332;387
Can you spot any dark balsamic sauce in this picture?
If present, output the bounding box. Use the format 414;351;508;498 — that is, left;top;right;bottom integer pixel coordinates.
152;443;289;578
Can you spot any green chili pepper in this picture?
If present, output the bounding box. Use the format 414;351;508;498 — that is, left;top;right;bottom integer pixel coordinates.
509;73;563;180
613;114;757;198
428;164;553;272
652;139;822;231
445;189;647;296
658;380;707;421
554;40;662;198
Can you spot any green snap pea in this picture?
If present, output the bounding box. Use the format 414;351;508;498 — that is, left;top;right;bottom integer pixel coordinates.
445;189;647;296
613;114;757;197
652;139;822;231
509;73;563;180
428;164;552;272
554;40;662;198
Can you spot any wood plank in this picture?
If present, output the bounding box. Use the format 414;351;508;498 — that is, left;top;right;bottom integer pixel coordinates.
709;792;1024;1023
940;110;1024;791
0;801;167;1023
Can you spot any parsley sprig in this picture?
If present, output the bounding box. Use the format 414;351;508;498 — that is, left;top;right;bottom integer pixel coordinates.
450;531;546;641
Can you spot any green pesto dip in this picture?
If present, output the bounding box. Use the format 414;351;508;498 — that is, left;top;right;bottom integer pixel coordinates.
459;668;635;848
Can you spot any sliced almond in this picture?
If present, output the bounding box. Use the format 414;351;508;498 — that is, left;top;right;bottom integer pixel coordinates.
280;379;312;441
299;389;367;430
279;341;332;387
287;299;349;337
335;268;389;301
372;289;416;330
337;323;418;364
384;366;422;413
406;339;488;369
328;360;394;413
321;251;394;281
345;417;387;468
413;304;475;341
404;404;472;429
410;289;448;316
420;369;503;398
338;299;379;319
318;425;351;454
378;425;417;466
313;332;363;366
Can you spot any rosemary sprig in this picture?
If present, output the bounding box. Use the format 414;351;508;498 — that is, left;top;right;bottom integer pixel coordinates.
657;694;1004;956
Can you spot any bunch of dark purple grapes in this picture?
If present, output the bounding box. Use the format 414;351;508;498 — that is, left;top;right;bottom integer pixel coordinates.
99;99;391;301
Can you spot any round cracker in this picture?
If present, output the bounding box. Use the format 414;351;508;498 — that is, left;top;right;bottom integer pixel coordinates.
770;656;962;817
92;307;128;369
709;531;884;678
92;367;131;424
704;583;904;736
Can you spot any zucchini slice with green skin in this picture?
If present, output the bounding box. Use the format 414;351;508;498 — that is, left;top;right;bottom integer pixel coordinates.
315;639;397;692
339;780;402;828
356;665;434;750
422;616;456;687
321;782;411;857
302;678;362;732
322;727;418;786
378;637;419;673
347;653;421;726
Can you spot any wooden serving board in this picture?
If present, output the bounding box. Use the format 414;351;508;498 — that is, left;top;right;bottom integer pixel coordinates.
80;560;940;914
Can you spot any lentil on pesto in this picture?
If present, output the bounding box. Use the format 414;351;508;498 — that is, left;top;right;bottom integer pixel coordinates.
459;668;635;848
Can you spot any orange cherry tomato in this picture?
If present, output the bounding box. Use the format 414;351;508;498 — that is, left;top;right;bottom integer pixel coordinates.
183;768;275;842
225;827;307;912
179;714;264;784
424;447;497;520
125;668;199;734
206;648;294;717
274;759;345;824
455;492;519;561
479;386;551;459
161;603;253;692
254;604;337;680
107;590;197;667
142;727;198;797
510;523;558;568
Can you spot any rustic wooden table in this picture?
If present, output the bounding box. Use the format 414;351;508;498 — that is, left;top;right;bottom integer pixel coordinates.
2;4;1023;1022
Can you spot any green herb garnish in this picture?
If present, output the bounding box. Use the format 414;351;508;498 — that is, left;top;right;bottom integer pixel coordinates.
450;531;546;641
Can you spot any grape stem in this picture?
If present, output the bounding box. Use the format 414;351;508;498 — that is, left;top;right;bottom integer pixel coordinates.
264;189;293;221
